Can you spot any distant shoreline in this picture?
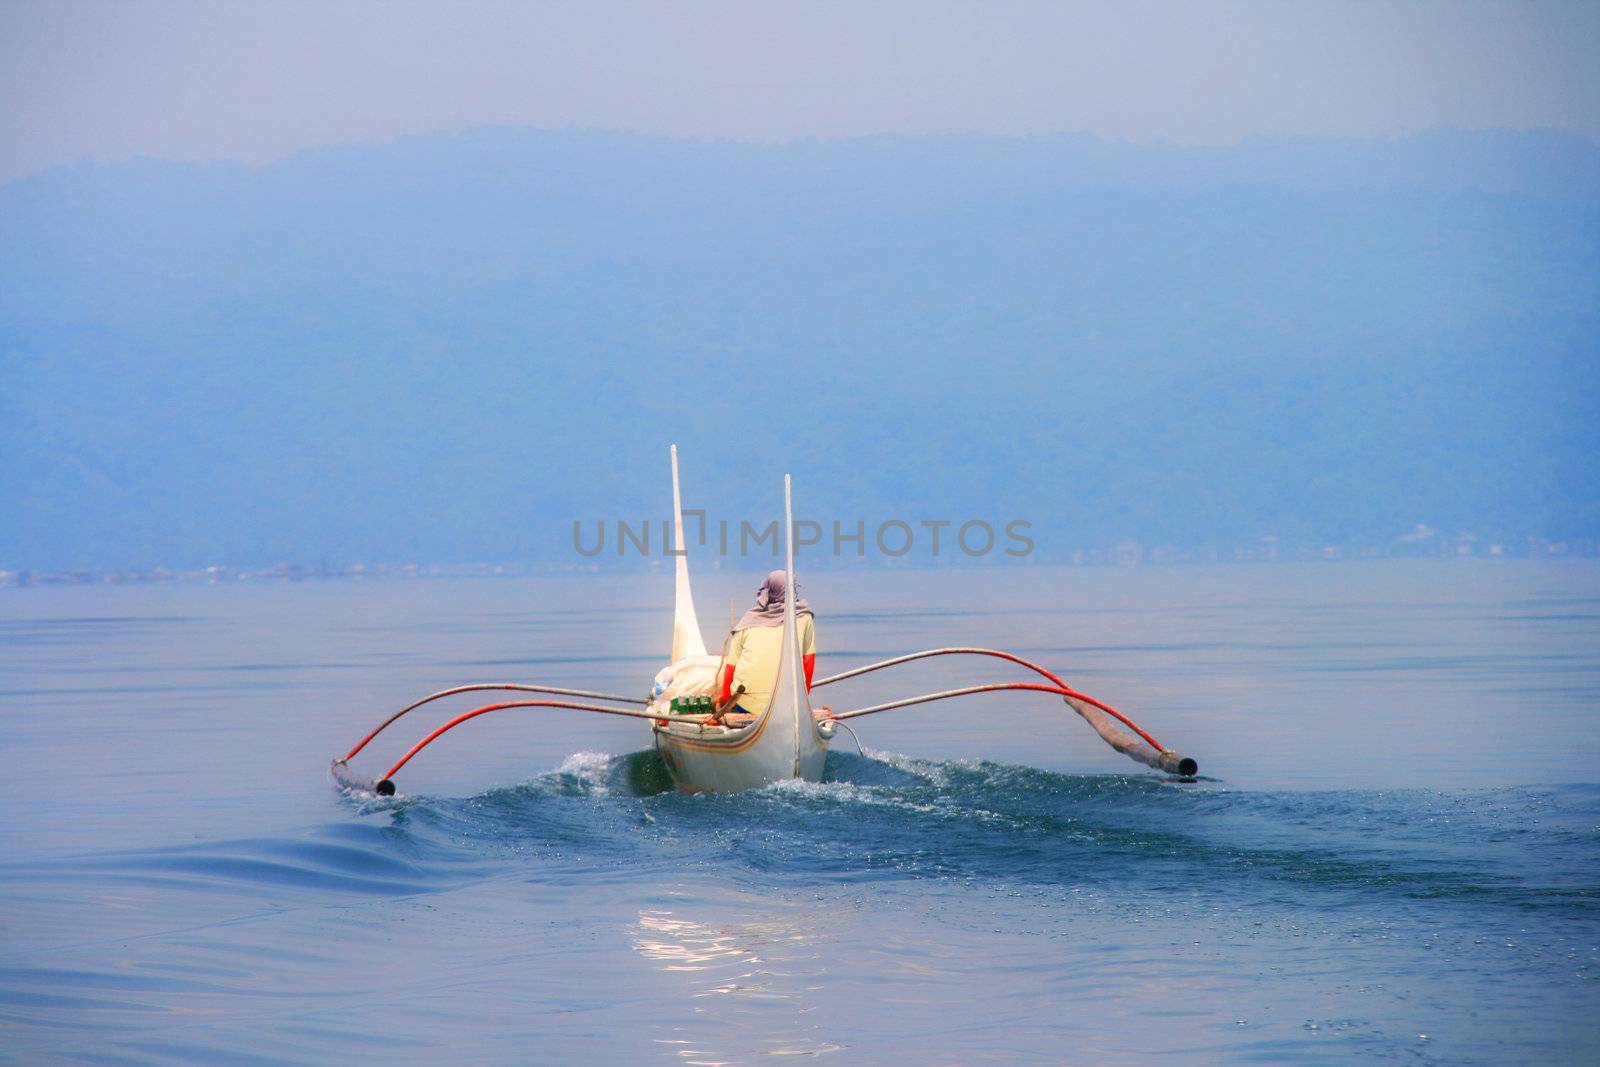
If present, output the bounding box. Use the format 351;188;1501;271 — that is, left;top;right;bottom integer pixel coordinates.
5;538;1597;591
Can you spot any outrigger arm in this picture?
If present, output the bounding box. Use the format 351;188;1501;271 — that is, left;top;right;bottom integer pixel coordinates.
335;682;646;766
332;646;1196;796
332;695;713;796
813;646;1198;777
830;682;1197;777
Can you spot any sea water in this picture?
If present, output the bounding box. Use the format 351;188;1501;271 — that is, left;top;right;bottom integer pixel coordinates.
1;560;1596;1064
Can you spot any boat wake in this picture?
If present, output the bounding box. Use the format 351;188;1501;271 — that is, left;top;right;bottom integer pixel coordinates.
320;749;1600;918
9;755;1595;1067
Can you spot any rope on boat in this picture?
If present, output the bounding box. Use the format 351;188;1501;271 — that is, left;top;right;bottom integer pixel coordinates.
339;683;646;763
812;647;1165;753
832;718;866;756
833;682;1197;777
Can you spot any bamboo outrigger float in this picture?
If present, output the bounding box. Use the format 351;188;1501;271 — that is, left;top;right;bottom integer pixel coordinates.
331;448;1197;796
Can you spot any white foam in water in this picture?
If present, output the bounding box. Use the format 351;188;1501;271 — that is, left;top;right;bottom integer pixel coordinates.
549;750;619;794
766;760;1003;822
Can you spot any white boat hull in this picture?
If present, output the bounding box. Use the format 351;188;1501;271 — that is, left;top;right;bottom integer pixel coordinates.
653;468;827;793
653;708;829;793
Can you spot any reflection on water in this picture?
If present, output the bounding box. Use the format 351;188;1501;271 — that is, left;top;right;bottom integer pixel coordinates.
2;561;1598;1062
635;898;845;1062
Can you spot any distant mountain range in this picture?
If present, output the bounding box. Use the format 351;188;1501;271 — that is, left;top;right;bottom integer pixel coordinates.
3;128;1596;570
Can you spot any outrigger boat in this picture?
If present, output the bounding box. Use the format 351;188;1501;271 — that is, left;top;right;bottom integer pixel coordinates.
332;448;1197;796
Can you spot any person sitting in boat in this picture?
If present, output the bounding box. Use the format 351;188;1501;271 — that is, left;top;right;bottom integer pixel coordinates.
716;569;815;719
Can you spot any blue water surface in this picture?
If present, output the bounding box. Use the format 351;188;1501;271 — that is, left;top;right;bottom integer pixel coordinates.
2;561;1597;1064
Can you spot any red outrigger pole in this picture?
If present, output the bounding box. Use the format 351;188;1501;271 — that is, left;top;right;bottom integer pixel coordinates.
812;647;1168;752
333;646;1196;796
339;683;646;764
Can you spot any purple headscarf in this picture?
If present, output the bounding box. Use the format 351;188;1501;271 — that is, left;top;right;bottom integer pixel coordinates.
735;570;812;630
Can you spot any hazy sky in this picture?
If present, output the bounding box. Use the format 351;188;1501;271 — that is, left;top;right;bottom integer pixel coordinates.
3;0;1598;186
